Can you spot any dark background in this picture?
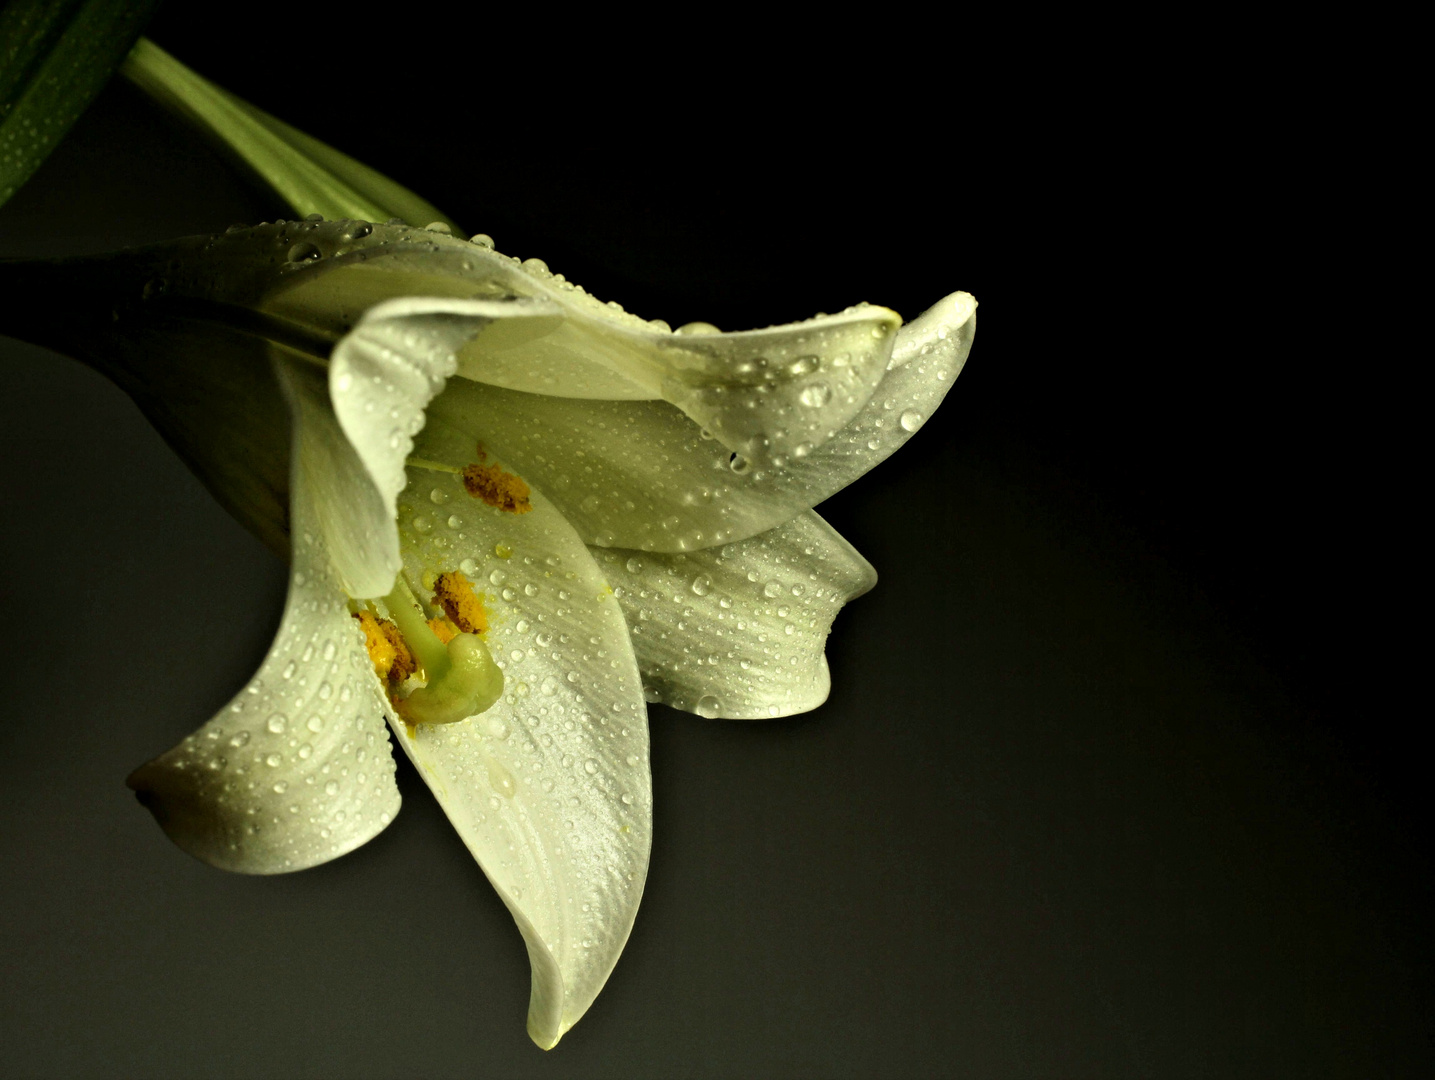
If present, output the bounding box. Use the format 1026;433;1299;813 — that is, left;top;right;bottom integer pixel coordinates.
0;5;1424;1077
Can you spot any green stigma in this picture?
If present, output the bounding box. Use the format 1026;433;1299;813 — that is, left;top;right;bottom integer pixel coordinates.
382;577;503;725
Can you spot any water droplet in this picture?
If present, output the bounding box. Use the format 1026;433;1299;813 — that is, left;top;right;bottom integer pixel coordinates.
900;410;923;432
799;383;832;407
287;241;322;263
763;581;783;598
307;715;324;733
541;676;560;696
267;714;287;734
494;543;512;559
695;695;722;718
523;583;539;597
298;743;313;759
676;321;720;335
342;221;373;241
447;514;462;528
412;514;433;534
273;780;289;794
786;355;819;377
535;631;553;647
489;569;507;585
228;731;250;748
324;780;339;796
729;454;751;475
429;487;449;504
470;233;495;248
625;557;644;574
265;753;283;767
460;558;479;575
484;716;510;740
488;760;517;798
691;574;712;596
583;758;599;774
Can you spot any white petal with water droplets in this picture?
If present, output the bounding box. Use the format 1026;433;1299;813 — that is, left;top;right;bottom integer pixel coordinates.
390;415;651;1050
266;226;900;460
328;295;572;598
592;512;875;718
424;291;975;553
126;361;400;874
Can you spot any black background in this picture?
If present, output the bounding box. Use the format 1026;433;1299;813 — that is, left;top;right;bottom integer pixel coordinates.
0;5;1425;1077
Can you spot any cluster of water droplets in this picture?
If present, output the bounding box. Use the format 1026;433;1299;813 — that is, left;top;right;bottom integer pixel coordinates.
593;511;876;719
386;419;651;974
129;516;399;871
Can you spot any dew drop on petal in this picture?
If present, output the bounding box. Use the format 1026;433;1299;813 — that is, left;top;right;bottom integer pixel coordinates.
799;383;832;407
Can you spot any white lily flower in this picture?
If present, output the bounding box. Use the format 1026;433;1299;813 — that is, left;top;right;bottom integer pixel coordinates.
1;217;974;1045
2;25;980;1044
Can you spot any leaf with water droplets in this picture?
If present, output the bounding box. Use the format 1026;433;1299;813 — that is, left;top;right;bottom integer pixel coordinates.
388;414;651;1050
0;0;162;208
594;512;875;718
126;362;400;874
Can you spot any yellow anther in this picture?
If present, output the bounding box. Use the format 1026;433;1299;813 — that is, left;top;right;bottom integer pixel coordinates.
354;609;415;684
432;571;489;634
427;616;459;644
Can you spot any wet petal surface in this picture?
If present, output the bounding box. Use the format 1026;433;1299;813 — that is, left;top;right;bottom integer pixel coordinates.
424;291;976;553
593;512;876;718
389;415;651;1049
126;360;400;873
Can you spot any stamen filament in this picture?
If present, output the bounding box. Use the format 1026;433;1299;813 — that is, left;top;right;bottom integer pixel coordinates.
406;457;462;475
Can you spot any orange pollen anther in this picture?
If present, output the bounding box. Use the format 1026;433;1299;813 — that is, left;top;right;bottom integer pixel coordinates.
354;609;416;684
462;460;532;514
432;571;489;635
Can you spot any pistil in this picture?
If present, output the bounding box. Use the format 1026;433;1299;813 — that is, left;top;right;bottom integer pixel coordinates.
380;575;504;726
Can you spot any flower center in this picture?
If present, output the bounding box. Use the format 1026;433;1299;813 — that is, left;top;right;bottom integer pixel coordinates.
357;573;503;726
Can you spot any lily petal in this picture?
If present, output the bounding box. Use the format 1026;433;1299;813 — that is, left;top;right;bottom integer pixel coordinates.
390;415;651;1049
326;295;568;597
127;359;401;873
591;512;876;718
267;230;902;462
423;292;977;552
